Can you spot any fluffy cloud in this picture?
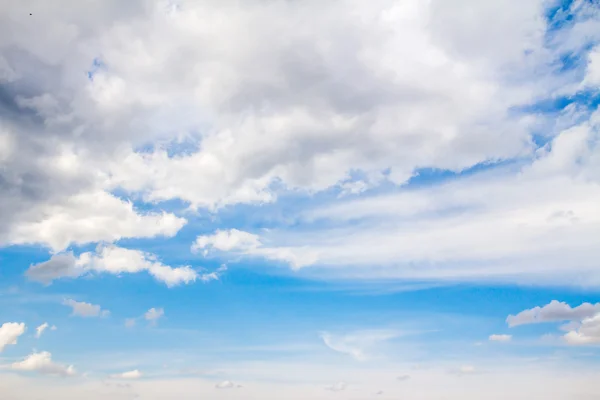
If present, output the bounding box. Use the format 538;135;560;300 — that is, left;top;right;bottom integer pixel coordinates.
7;191;186;252
489;334;512;342
27;245;198;287
507;301;600;327
563;314;600;345
508;301;600;346
0;0;598;291
144;308;164;326
1;0;594;256
109;369;142;380
63;299;110;318
0;322;26;352
11;351;76;377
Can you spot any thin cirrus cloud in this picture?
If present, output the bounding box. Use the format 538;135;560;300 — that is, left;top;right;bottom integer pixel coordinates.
320;330;402;361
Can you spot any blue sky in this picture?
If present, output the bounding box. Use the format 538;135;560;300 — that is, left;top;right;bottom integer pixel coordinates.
1;0;600;399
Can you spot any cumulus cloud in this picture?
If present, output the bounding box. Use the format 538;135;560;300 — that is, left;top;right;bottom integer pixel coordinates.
507;301;600;327
0;0;598;289
563;314;600;345
489;334;512;342
11;351;76;377
144;308;164;326
0;322;26;352
63;299;110;318
109;369;142;380
27;245;198;287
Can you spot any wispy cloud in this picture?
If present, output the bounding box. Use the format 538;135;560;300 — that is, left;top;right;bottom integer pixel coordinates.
320;330;402;361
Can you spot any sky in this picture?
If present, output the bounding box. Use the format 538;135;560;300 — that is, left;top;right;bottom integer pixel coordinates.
1;0;600;399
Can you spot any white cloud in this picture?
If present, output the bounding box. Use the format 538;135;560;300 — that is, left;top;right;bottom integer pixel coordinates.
11;351;76;377
27;245;198;287
563;314;600;345
215;380;241;389
63;299;110;318
325;382;347;392
0;0;596;289
458;366;476;375
192;229;318;269
7;190;186;252
507;301;600;327
396;375;410;381
0;0;589;251
198;112;600;285
144;308;164;326
0;322;26;352
35;322;49;339
489;334;512;342
584;45;600;86
320;330;401;361
110;369;142;380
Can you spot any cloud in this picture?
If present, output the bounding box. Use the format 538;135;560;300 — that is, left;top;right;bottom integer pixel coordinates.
144;308;164;326
0;0;597;291
449;365;477;376
325;382;347;392
185;110;600;285
109;370;142;380
126;307;168;328
396;375;410;381
215;380;241;389
27;245;198;287
0;322;26;352
7;191;186;252
63;299;110;318
320;330;401;361
563;314;600;345
507;301;600;327
11;351;76;377
35;322;49;339
489;334;512;342
192;229;318;269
